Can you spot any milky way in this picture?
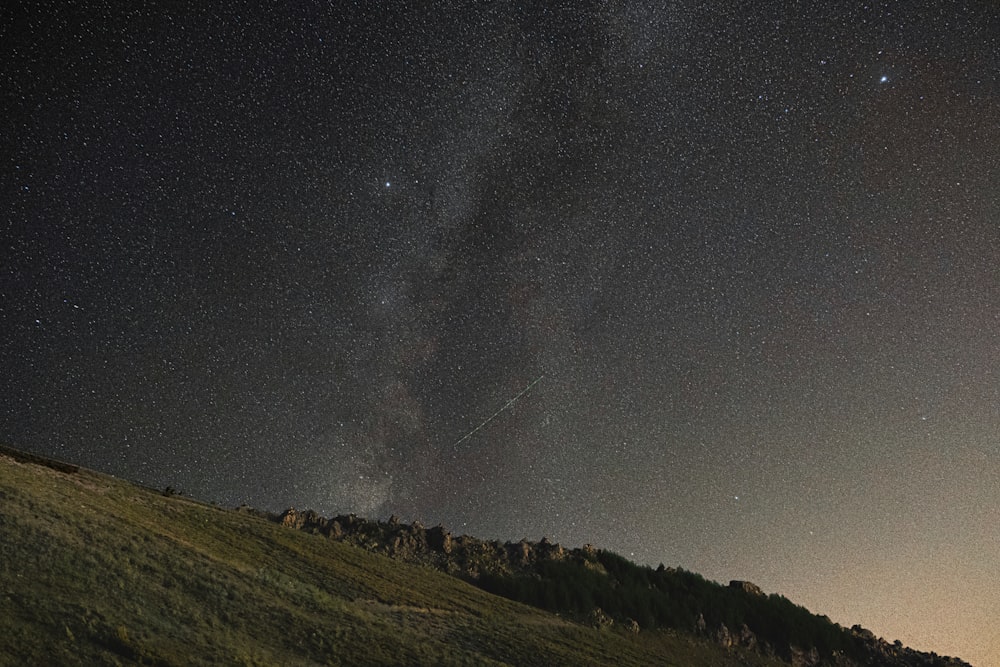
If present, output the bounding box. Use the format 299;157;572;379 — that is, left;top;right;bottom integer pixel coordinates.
2;3;998;664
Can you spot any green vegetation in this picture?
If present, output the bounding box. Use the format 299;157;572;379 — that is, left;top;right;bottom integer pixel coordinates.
0;449;783;666
479;552;859;659
276;507;879;663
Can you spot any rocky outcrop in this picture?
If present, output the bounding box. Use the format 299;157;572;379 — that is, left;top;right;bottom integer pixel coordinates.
738;623;757;650
273;509;575;581
715;622;733;648
789;645;821;667
588;607;614;629
537;536;564;560
694;612;707;635
426;525;452;554
712;622;760;650
845;625;971;667
729;580;765;596
271;508;974;667
510;539;533;565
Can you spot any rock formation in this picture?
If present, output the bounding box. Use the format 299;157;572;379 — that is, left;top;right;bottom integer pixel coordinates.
729;579;765;596
588;607;614;629
270;508;974;667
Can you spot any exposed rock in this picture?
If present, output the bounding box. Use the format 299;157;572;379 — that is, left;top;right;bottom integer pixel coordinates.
715;623;733;648
694;612;707;635
846;624;973;667
271;508;976;667
427;525;452;554
581;557;607;574
790;645;821;667
537;536;564;560
589;607;614;629
510;540;533;565
729;580;765;596
738;623;757;650
280;508;305;529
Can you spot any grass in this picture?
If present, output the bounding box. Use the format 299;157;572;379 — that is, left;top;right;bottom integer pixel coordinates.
0;447;785;666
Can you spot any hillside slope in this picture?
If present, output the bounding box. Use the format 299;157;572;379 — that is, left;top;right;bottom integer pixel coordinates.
276;508;974;667
0;447;782;666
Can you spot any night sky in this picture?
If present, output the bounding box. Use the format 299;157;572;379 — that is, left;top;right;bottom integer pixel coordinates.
3;2;999;664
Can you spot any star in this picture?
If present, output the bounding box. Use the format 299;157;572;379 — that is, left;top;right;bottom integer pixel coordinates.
2;5;993;664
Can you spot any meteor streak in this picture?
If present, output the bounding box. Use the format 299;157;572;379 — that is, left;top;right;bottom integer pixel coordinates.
450;375;545;449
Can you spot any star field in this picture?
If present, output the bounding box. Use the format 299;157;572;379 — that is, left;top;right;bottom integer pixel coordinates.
2;2;999;664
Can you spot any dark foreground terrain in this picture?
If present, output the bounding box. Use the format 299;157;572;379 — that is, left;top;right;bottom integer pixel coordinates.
0;445;971;666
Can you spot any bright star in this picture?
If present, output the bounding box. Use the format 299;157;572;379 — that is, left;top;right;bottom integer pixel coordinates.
879;75;888;83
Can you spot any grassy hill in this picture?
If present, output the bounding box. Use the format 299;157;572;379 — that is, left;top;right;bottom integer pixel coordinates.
272;509;973;667
0;446;784;666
